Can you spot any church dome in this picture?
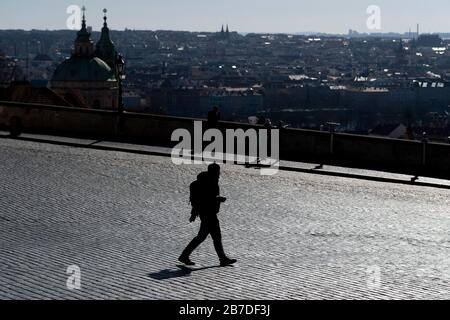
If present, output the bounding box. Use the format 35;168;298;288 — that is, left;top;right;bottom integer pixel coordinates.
52;56;116;82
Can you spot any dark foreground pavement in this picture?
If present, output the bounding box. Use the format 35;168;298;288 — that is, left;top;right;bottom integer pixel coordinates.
1;138;450;299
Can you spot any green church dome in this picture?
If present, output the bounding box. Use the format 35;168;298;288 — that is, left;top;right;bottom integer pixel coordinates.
52;56;116;82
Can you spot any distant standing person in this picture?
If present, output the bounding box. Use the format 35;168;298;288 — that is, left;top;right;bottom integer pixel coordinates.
264;118;273;129
207;106;221;127
179;164;237;267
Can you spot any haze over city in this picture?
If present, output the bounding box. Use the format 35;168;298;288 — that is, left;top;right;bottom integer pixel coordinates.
1;0;450;34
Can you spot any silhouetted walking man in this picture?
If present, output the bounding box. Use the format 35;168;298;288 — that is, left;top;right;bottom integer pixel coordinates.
179;164;237;267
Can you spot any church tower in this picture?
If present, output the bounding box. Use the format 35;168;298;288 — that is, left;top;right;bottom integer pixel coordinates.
95;9;117;70
51;7;118;109
74;7;95;57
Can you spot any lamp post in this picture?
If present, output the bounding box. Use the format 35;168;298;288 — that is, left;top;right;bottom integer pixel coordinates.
315;122;341;170
116;53;125;114
412;131;428;183
327;122;341;155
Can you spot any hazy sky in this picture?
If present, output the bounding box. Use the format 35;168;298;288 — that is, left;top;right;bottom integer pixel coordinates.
1;0;449;34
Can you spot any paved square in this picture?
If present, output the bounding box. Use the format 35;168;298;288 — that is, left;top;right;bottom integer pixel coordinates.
1;138;450;299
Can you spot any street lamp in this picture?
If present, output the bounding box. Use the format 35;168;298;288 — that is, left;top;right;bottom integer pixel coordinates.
116;53;125;114
326;122;341;155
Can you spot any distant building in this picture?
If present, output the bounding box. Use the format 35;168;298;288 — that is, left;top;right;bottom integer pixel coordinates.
50;8;119;109
29;54;53;83
0;81;72;106
0;55;17;87
417;34;443;47
32;54;52;66
217;24;231;41
199;88;264;120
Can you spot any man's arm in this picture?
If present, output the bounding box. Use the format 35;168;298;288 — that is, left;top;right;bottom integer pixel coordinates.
217;196;227;203
215;184;226;203
189;208;199;223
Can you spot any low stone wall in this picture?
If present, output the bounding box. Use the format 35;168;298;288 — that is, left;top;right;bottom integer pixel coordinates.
1;101;449;179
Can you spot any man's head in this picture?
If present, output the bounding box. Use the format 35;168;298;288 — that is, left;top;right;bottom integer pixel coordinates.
208;163;221;179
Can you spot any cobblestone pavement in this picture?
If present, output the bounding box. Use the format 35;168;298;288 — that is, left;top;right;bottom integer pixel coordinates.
1;138;450;300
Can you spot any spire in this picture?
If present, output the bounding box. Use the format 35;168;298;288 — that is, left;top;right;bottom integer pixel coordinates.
221;25;224;33
98;8;113;39
95;8;117;69
226;24;229;33
76;6;91;41
103;8;108;28
82;6;86;29
398;38;404;51
74;6;94;57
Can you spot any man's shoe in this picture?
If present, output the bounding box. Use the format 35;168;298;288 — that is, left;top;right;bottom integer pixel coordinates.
179;256;195;266
220;258;237;267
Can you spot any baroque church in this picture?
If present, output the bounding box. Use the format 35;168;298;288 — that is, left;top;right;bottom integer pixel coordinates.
51;8;119;109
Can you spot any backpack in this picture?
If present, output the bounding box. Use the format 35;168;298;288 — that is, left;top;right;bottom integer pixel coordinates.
190;180;201;209
189;172;209;217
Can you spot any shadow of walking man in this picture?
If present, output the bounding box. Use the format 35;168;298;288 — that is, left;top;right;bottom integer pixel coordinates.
149;265;222;281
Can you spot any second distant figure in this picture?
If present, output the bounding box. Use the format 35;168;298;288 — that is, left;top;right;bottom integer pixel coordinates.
179;163;237;267
207;106;221;128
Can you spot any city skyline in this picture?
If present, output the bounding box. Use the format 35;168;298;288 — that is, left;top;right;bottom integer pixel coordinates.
1;0;450;34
